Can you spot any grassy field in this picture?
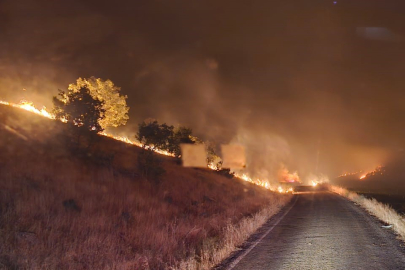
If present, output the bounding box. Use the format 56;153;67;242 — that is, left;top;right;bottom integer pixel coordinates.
0;105;291;269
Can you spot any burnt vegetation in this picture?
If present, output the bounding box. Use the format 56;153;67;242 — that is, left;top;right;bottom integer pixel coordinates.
0;104;289;269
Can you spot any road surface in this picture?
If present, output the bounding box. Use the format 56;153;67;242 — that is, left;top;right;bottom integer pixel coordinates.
218;192;405;270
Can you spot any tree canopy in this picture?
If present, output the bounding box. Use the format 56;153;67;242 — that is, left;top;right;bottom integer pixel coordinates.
53;87;105;132
68;77;129;130
136;120;195;157
136;120;174;151
169;126;194;157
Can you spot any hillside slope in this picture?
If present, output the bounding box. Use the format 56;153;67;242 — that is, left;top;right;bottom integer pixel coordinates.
0;105;291;269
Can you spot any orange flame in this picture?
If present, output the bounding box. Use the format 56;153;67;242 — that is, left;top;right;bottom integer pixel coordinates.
98;132;175;157
0;100;55;119
232;173;293;193
338;166;384;180
359;165;383;180
338;171;362;178
311;181;318;187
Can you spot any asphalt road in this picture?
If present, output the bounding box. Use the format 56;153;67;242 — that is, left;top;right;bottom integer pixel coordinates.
218;192;405;270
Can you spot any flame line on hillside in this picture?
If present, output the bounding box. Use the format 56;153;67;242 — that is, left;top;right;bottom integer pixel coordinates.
231;173;293;193
98;132;175;157
0;100;55;119
338;165;384;180
0;99;293;193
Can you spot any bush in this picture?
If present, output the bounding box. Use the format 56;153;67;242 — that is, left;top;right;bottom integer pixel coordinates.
136;120;174;151
136;120;196;158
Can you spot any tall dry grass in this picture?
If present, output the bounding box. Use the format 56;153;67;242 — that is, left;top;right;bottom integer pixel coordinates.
330;185;405;241
177;197;290;270
0;105;292;269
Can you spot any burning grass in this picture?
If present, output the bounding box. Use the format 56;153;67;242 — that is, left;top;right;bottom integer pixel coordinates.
0;105;292;269
330;186;405;241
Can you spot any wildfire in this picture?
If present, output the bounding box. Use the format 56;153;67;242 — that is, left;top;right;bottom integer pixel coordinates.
338;171;362;178
0;100;55;119
359;165;384;180
231;173;293;193
207;163;218;170
99;132;175;157
338;166;384;180
0;99;174;157
0;99;294;194
311;181;318;187
206;161;294;193
278;166;300;183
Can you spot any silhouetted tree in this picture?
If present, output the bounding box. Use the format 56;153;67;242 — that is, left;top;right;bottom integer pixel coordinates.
206;142;222;169
68;77;129;130
136;121;196;158
53;87;105;133
136;120;174;150
168;126;194;157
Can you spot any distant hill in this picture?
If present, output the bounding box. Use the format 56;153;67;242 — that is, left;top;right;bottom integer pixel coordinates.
0;104;290;269
333;161;405;195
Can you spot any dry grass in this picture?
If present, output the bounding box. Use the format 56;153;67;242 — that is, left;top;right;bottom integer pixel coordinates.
330;185;405;241
177;198;289;270
0;105;292;269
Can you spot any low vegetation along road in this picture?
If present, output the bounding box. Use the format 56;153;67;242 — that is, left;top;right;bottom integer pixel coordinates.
218;191;405;270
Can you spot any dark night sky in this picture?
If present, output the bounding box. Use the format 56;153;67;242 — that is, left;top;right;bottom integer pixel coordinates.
1;0;405;182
